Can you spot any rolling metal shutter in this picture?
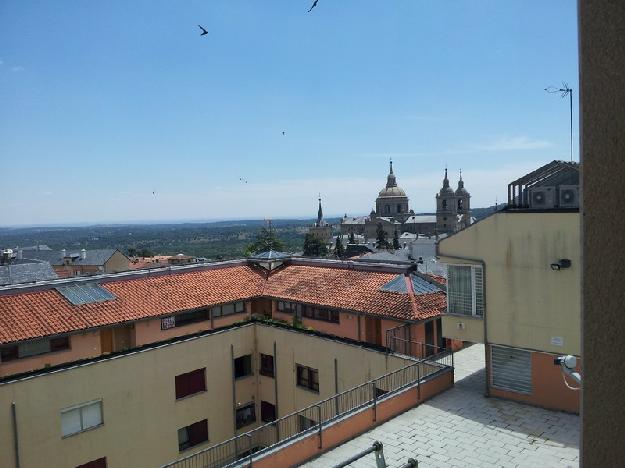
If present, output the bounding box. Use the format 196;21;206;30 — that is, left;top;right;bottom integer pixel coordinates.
491;345;533;394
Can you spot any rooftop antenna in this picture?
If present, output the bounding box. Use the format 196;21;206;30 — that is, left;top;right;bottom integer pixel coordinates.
545;82;574;162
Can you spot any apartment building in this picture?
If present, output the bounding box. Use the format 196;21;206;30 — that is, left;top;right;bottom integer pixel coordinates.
0;258;447;378
1;321;448;468
438;161;580;412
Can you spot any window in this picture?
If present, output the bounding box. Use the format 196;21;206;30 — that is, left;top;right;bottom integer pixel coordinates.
491;346;532;394
447;265;484;316
211;301;245;318
236;403;256;429
458;199;464;210
397;204;402;213
167;308;209;328
277;301;300;313
178;419;208;451
385;205;390;213
175;368;206;399
261;401;276;423
234;354;252;379
260;353;274;377
302;306;340;324
442;199;448;210
296;364;319;392
298;415;317;431
1;336;71;362
76;458;107;468
61;400;103;437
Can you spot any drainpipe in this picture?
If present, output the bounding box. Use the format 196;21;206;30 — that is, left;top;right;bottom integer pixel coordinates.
12;402;20;468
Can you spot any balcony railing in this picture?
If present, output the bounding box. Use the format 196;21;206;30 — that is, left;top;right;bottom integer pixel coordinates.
162;356;451;468
385;324;454;368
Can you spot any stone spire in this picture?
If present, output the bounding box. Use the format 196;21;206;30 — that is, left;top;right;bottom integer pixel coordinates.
443;167;450;189
316;194;323;226
386;159;397;188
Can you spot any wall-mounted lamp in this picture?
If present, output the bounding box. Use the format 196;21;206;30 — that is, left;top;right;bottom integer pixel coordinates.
550;259;572;271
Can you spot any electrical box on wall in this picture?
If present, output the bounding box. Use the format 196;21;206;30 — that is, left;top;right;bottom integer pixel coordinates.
457;322;465;330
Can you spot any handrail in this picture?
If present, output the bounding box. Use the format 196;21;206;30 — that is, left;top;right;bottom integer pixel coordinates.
333;441;386;468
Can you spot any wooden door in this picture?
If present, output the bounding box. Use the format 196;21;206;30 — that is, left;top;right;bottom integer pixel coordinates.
113;326;132;352
365;317;382;346
100;328;113;354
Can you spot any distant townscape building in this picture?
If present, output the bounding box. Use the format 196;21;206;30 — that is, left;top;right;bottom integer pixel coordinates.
438;160;580;413
0;250;58;286
339;161;471;240
435;168;472;234
308;196;332;243
21;248;130;277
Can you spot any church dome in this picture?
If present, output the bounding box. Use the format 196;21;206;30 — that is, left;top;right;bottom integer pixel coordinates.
439;168;454;196
455;172;469;196
378;160;408;198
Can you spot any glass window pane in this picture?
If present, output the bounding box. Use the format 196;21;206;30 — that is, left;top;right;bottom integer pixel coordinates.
222;304;235;315
61;408;82;436
211;306;221;317
81;402;102;429
447;265;473;315
19;339;51;358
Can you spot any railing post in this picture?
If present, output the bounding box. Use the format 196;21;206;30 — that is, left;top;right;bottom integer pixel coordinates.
373;441;387;468
371;382;377;422
417;363;421;402
316;404;323;449
247;433;253;467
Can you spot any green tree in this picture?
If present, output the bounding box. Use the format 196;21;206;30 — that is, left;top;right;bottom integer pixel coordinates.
127;247;137;257
348;230;355;244
392;230;401;250
303;233;328;257
376;223;389;249
245;227;285;255
335;236;345;258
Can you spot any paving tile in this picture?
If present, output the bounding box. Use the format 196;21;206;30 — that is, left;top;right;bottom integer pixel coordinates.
302;344;580;468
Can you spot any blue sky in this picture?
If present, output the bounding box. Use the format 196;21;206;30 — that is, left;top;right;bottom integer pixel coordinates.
0;0;579;226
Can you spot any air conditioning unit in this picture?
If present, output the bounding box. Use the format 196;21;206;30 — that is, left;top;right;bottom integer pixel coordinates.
529;186;556;209
559;185;580;208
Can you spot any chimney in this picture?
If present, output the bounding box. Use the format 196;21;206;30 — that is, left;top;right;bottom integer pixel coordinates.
2;249;13;265
61;249;67;257
17;249;23;260
81;249;87;260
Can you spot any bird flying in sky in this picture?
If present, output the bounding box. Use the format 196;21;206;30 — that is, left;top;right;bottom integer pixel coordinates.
308;0;319;13
239;177;248;184
198;25;208;36
282;131;285;135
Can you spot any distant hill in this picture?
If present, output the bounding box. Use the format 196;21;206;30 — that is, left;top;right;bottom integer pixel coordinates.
0;209;497;260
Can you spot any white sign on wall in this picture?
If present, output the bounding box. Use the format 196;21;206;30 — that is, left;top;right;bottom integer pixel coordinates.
550;336;564;346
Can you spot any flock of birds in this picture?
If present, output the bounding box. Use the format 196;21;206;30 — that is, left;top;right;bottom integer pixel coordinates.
197;0;319;37
186;2;318;192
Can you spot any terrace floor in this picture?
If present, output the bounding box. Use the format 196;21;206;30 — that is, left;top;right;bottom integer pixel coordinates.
302;344;580;468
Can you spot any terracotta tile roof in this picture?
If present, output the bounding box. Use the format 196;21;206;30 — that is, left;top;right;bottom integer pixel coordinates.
0;262;446;345
264;265;445;322
0;265;265;345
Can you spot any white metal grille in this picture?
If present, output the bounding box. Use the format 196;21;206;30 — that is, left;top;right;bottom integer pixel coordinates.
491;345;532;394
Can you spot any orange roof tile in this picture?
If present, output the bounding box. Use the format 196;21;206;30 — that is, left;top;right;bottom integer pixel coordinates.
263;265;445;322
0;265;265;345
0;262;446;345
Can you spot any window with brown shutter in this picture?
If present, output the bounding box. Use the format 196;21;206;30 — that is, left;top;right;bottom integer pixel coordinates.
175;368;206;399
261;401;276;422
178;419;208;451
296;364;319;393
259;354;274;377
76;457;107;468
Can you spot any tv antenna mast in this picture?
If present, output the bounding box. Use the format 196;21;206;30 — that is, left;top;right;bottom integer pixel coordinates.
545;82;574;162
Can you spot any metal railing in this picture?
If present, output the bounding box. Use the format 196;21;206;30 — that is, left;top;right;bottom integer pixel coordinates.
162;359;448;468
385;324;454;368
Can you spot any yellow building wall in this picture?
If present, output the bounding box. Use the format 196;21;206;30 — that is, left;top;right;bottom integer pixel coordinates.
104;251;130;273
438;211;580;355
0;323;412;468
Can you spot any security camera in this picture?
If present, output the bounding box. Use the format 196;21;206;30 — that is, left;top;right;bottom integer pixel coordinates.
554;354;581;387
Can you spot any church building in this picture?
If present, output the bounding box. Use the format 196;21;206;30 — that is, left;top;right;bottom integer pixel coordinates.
338;162;472;240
